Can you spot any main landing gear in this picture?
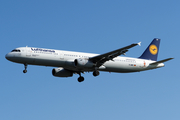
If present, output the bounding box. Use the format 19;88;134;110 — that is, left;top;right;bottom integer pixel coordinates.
93;70;100;77
77;72;84;82
77;70;100;82
23;63;27;73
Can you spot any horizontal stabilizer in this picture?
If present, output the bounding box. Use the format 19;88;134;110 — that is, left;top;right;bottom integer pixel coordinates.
150;58;174;65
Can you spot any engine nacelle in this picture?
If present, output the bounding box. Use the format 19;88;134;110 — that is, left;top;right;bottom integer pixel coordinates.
52;68;73;77
74;58;94;68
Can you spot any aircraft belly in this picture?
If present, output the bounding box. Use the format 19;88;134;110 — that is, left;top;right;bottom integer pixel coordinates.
15;55;65;67
33;58;65;67
101;61;141;73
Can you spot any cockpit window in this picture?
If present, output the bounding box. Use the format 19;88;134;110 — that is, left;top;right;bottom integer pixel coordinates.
11;49;21;52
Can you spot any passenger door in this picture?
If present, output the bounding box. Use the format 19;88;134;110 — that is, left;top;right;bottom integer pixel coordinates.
26;47;31;57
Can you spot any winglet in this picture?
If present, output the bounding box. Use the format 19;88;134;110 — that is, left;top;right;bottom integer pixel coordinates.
137;42;141;46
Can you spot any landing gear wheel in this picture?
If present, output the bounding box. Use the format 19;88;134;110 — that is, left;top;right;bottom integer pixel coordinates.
78;76;84;82
93;70;100;77
23;70;27;73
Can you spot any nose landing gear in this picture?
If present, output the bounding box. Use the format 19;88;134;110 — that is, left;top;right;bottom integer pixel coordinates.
23;63;27;73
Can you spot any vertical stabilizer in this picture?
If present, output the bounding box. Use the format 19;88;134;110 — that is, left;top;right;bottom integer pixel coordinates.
139;38;160;61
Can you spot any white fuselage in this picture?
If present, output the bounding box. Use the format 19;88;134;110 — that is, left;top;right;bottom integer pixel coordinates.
5;47;164;73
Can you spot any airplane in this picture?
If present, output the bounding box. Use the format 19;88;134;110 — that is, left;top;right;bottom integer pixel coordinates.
5;38;173;82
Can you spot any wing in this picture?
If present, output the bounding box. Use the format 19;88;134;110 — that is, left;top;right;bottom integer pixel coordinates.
89;42;141;67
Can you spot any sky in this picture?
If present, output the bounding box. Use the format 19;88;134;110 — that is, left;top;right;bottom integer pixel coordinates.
0;0;180;120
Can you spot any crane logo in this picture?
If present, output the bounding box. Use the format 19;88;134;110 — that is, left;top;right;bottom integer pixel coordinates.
149;44;158;55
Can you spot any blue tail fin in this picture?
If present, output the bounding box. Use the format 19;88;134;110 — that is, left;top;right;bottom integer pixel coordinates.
139;38;160;61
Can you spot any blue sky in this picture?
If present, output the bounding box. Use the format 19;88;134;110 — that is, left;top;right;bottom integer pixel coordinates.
1;0;179;120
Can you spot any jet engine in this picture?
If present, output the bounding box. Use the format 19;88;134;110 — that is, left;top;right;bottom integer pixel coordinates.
74;58;94;68
52;68;73;77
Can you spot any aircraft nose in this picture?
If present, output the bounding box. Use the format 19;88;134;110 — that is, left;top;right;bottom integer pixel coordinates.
5;53;13;61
